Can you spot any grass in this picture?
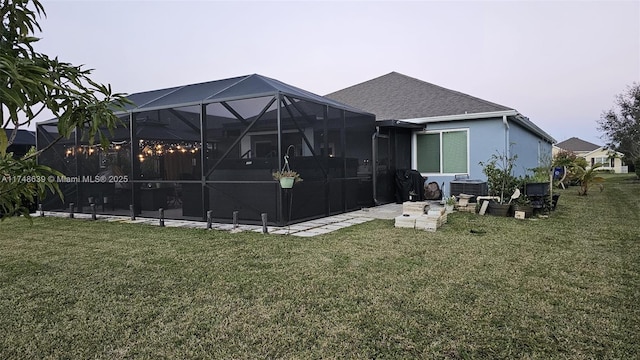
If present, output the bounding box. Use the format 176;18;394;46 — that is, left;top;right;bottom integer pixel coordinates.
1;174;638;359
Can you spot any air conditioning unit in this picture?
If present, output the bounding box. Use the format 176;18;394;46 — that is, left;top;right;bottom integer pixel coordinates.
449;179;488;197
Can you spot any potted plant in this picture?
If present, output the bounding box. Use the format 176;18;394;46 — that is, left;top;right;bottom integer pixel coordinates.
444;195;456;212
524;165;551;197
272;170;303;189
511;194;533;218
480;151;519;216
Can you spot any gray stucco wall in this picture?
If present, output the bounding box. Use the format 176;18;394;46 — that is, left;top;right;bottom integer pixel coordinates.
509;121;553;178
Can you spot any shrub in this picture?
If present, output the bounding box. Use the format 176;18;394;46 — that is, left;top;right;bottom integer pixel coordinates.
480;151;519;204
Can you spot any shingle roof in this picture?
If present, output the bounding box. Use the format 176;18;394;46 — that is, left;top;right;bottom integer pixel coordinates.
325;72;513;120
555;137;601;152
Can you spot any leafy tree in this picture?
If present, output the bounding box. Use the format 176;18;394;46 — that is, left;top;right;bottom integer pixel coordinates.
597;83;640;176
552;149;587;168
552;149;588;186
1;0;129;218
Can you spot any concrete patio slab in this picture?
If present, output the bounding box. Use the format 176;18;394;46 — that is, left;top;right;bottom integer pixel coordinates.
34;203;402;237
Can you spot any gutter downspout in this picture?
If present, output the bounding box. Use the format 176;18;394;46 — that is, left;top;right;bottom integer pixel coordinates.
371;127;379;206
502;115;510;156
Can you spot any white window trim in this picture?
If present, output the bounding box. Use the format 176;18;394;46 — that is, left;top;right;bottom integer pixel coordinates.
412;128;470;176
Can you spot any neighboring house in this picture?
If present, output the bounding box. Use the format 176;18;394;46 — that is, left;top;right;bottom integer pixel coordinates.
553;137;626;173
326;72;556;198
4;129;36;158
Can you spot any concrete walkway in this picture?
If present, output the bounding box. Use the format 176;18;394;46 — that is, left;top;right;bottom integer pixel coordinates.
34;203;403;237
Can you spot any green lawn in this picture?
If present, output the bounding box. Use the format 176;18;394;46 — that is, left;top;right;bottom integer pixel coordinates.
1;175;638;359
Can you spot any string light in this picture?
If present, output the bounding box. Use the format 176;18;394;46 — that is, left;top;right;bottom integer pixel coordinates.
137;140;200;161
64;139;200;162
64;140;130;158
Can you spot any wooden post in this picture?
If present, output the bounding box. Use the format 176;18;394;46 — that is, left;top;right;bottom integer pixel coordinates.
261;213;268;234
206;210;213;229
130;205;135;220
69;203;74;218
90;203;96;220
233;211;239;229
159;208;164;227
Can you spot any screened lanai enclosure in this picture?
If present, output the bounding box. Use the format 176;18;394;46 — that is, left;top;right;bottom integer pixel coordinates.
37;74;377;225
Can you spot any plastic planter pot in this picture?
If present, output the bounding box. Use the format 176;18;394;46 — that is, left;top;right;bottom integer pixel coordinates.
512;204;534;218
487;201;511;217
525;182;550;196
279;177;295;189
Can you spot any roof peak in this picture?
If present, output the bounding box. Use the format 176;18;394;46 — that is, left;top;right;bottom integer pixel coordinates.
326;71;513;120
327;71;514;112
555;137;601;151
386;72;514;111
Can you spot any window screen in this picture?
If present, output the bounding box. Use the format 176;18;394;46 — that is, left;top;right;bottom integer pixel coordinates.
442;131;467;173
416;130;467;174
416;133;440;173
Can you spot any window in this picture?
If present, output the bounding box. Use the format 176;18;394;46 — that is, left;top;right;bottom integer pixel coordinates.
593;157;610;167
415;130;468;174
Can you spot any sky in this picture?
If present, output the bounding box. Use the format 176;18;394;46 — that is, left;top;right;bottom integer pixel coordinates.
28;0;640;145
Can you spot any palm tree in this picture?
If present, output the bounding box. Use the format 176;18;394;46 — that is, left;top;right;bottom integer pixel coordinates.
572;163;606;195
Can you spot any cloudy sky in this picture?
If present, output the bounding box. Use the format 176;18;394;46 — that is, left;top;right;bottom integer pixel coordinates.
31;0;639;145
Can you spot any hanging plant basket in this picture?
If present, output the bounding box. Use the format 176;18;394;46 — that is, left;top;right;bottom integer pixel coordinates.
272;170;302;188
279;177;295;189
273;150;303;189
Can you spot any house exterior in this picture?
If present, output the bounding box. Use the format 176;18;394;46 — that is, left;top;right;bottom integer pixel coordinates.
326;72;556;197
553;137;627;173
35;71;559;221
